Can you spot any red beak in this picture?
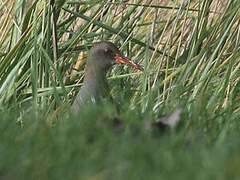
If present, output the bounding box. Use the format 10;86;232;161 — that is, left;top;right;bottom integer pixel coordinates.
114;55;143;71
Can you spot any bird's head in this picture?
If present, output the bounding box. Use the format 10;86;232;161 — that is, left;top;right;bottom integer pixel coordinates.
89;41;142;71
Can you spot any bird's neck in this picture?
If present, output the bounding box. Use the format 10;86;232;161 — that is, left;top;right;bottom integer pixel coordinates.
84;62;109;98
72;62;110;113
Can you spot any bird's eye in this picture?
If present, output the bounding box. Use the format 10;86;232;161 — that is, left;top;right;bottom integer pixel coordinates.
104;48;112;54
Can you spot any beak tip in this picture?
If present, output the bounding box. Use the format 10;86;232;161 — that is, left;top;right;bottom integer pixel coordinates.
115;55;143;71
138;66;144;71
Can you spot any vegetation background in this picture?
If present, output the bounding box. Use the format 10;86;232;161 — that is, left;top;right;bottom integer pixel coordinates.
0;0;240;179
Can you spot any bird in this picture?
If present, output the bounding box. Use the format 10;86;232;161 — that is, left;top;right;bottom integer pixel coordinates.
72;41;182;132
72;41;142;114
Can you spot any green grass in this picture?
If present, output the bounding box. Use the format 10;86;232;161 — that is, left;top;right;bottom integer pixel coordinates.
1;101;240;179
0;0;240;179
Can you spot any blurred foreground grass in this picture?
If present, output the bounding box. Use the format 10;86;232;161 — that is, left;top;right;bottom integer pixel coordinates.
1;101;240;179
